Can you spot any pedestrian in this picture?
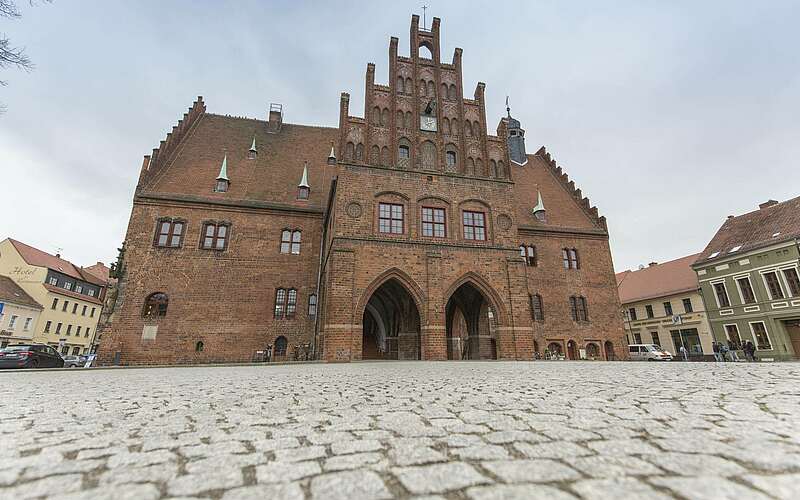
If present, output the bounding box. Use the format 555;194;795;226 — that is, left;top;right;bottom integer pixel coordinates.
746;341;757;362
727;341;740;362
712;342;723;362
719;343;729;362
679;345;688;361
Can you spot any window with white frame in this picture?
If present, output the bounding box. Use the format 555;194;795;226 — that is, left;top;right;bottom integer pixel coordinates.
724;324;742;349
749;321;772;350
761;271;784;300
48;277;58;286
782;267;800;296
711;281;731;308
735;276;756;304
23;318;32;331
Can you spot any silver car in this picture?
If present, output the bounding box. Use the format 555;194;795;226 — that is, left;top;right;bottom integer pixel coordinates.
628;344;673;361
62;355;86;368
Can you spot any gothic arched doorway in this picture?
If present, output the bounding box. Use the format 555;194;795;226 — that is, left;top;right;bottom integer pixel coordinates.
446;281;498;360
362;278;421;360
604;340;616;361
567;340;577;360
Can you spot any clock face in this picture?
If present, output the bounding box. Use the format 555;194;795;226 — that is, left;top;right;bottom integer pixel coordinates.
420;115;437;132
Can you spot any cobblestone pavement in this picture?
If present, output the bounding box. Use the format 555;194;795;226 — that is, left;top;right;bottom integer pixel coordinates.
2;361;800;500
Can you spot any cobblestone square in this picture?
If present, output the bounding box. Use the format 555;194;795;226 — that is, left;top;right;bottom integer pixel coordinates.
2;361;799;499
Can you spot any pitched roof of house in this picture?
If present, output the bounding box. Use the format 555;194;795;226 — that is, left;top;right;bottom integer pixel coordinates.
7;239;106;286
615;253;701;304
694;196;800;266
83;262;111;283
0;276;42;309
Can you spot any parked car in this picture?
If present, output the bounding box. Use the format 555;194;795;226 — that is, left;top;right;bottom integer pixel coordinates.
0;344;65;369
628;344;673;361
62;355;87;368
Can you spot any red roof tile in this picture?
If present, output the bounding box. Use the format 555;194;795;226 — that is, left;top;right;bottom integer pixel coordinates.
0;276;42;309
84;262;111;283
616;254;701;304
694;195;800;265
8;239;106;286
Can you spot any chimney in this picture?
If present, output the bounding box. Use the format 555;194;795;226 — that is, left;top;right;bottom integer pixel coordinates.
268;103;283;133
759;199;779;210
648;262;658;267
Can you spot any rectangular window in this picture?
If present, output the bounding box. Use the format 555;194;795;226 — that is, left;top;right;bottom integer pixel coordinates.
379;203;404;234
64;282;73;291
570;296;588;322
76;326;82;336
51;298;58;310
682;298;693;313
274;289;286;317
62;300;69;312
75;285;83;294
308;294;317;318
651;331;661;346
562;248;579;269
462;211;486;241
85;328;90;338
713;282;731;307
724;324;742;349
762;272;784;299
286;289;297;317
520;245;537;267
782;268;800;296
422;207;446;238
663;302;673;317
736;276;756;304
90;308;96;318
628;307;637;321
56;323;62;334
201;222;229;250
44;321;52;333
8;315;18;329
633;332;642;344
66;325;72;335
72;303;78;314
82;305;87;316
750;322;771;350
645;305;654;318
88;289;95;297
155;219;184;248
23;318;32;331
530;294;544;321
48;277;58;286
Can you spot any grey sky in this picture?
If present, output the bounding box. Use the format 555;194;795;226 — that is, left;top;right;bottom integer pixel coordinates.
1;0;799;272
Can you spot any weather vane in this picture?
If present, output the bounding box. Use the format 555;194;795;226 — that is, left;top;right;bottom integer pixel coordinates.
506;95;510;116
422;5;428;30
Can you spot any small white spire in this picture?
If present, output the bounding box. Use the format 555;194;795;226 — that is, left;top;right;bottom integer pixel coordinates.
298;162;310;188
249;136;257;152
327;141;337;165
533;190;546;214
216;154;229;181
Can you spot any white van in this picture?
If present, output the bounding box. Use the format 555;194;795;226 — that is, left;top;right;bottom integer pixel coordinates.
628;344;673;361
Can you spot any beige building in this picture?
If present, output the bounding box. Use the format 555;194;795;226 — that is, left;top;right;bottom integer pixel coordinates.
0;276;44;348
616;254;713;358
0;238;107;355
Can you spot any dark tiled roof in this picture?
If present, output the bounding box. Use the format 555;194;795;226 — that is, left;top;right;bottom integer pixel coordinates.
694;196;800;266
0;276;42;309
615;254;700;304
43;284;104;305
8;239;106;286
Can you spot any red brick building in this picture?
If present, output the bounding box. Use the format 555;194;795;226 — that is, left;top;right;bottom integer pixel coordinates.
99;16;626;365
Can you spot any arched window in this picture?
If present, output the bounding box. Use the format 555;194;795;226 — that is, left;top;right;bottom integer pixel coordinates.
465;121;473;137
308;294;317;317
419;80;427;96
445;147;457;172
355;143;364;162
371;106;381;125
345;142;355;161
274;288;286;317
530;293;544;321
473;121;481;135
427;81;435;98
398;140;411;169
489;160;498;178
275;336;288;356
280;230;301;254
466;157;475;176
497;161;506;179
396;110;404;128
449;84;457;100
370;145;380;164
381;108;389;127
195;341;204;352
396;76;405;93
421;141;437;170
451;118;459;136
441;83;448;99
405;111;413;129
476;158;483;176
405;77;412;94
143;292;168;318
381;146;390;166
442;117;450;135
419;44;433;59
586;342;599;359
546;342;562;356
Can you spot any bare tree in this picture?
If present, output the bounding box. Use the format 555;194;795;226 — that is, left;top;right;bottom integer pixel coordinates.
1;0;49;111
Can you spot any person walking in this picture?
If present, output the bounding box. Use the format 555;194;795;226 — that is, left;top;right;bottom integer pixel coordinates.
719;343;729;362
712;342;723;362
727;341;740;362
745;341;756;362
679;345;688;361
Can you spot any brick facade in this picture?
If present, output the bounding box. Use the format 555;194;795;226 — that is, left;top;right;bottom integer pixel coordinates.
98;16;626;365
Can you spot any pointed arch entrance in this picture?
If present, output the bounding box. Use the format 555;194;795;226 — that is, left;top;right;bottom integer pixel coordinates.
361;278;421;360
445;280;500;360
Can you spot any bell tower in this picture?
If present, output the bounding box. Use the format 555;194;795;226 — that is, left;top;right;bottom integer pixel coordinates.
505;99;527;164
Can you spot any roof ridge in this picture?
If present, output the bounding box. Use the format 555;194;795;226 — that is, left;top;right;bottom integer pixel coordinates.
204;113;339;130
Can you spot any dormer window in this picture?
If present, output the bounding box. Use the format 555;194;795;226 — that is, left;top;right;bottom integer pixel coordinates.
248;136;257;159
215;153;230;193
297;162;310;200
297;186;309;200
215;179;229;193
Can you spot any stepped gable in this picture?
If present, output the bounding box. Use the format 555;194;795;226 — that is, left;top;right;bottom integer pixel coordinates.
531;146;608;231
136;104;338;209
137;96;206;191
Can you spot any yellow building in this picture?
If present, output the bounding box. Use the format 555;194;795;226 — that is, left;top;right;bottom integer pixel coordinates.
0;276;44;348
0;239;107;355
616;254;713;358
